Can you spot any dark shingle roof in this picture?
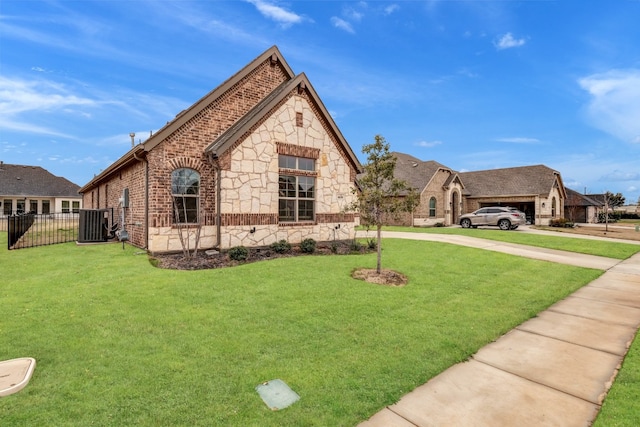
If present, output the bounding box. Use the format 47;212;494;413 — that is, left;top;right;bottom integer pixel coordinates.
565;188;604;207
392;152;450;191
0;163;80;197
458;164;561;197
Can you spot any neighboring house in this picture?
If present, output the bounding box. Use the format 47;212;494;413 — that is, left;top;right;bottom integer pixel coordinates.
390;153;464;226
391;154;566;226
564;188;604;223
0;162;82;217
79;46;362;254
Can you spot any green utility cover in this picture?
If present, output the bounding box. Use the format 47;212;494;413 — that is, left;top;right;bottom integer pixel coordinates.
255;379;300;410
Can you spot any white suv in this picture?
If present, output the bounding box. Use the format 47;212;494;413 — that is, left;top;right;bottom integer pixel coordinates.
459;207;526;230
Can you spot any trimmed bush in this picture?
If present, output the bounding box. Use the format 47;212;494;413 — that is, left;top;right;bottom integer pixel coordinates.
597;212;618;223
366;238;377;250
270;239;292;254
350;240;363;252
300;238;316;253
228;246;248;261
549;218;575;228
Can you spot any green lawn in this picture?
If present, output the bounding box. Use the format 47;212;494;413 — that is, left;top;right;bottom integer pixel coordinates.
378;225;640;260
595;333;640;426
0;232;636;426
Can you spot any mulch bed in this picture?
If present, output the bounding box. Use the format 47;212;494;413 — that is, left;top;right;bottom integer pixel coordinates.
150;240;373;271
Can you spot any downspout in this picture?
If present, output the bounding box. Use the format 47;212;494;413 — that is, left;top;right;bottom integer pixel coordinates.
216;165;221;249
208;152;222;249
133;151;149;249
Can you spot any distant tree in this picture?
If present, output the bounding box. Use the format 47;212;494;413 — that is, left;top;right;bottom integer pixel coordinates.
605;191;625;208
351;135;418;274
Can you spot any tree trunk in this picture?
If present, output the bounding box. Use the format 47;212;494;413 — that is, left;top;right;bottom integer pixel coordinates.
376;225;382;274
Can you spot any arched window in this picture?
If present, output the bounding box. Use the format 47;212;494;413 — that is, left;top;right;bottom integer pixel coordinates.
429;197;436;217
551;197;557;218
171;168;200;223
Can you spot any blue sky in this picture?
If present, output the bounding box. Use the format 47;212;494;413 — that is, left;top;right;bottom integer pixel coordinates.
1;0;639;204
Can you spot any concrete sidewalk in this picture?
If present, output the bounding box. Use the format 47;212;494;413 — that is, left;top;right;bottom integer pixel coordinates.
358;232;640;427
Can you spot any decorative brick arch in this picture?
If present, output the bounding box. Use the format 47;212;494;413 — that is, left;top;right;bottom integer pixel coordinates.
166;157;207;173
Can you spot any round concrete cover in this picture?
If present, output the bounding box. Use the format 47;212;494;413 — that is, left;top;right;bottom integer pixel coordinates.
0;357;36;397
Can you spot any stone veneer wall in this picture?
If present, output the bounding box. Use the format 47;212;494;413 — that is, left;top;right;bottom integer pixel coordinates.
217;94;358;249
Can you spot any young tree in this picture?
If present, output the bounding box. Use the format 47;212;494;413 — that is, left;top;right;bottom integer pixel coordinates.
605;191;625;208
352;135;418;274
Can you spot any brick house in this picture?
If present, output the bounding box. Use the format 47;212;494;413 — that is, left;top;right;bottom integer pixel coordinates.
79;46;362;253
391;153;566;226
0;162;82;217
564;189;607;223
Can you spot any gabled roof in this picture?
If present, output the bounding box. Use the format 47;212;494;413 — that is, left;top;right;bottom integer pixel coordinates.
565;188;604;207
392;152;451;191
0;163;80;197
80;46;295;193
205;73;361;172
459;164;565;198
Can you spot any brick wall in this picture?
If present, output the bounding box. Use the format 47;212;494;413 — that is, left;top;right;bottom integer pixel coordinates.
83;56;291;251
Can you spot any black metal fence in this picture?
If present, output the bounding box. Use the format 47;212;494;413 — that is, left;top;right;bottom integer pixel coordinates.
5;213;79;250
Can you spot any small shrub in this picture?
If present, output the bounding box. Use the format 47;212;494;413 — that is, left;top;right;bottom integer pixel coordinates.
366;238;377;250
434;222;445;227
350;240;363;252
270;239;292;254
549;218;574;228
330;242;338;254
300;238;316;253
228;246;248;261
597;212;618;223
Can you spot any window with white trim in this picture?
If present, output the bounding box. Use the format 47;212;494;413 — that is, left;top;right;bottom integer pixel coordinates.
278;155;315;222
171;168;200;224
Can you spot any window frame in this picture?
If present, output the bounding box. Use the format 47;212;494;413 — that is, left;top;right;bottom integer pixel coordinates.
3;199;12;215
278;155;316;223
171;168;201;224
429;197;436;217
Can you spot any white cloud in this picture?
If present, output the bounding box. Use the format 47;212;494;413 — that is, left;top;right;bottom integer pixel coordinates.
246;0;304;27
343;5;365;22
384;4;399;15
599;170;640;182
579;69;640;144
331;17;355;34
494;32;526;50
495;137;540;144
415;140;442;148
0;76;95;115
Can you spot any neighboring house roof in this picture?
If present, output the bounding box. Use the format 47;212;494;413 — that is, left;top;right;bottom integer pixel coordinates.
585;193;606;205
0;163;80;197
565;188;604;207
459;164;566;198
392;152;451;192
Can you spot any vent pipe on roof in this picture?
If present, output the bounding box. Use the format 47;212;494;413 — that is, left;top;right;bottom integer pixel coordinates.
129;132;135;148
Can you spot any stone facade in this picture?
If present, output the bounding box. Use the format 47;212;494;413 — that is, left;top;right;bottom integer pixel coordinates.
216;95;357;249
